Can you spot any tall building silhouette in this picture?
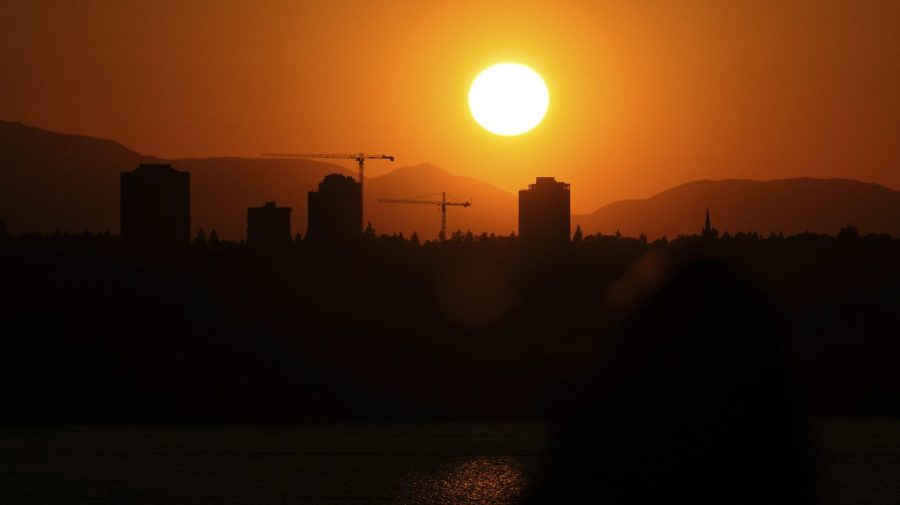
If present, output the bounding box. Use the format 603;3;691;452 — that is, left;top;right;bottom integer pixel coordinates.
247;201;292;246
307;174;361;243
519;177;571;244
120;163;190;246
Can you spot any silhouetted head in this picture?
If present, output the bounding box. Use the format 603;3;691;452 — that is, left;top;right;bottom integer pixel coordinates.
529;261;814;505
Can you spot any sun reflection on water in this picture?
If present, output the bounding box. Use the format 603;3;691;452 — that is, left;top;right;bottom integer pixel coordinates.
402;456;526;505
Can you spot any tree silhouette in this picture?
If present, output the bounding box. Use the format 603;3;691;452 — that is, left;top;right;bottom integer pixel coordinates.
837;225;860;241
363;221;376;240
573;225;583;243
194;228;207;246
0;226;898;427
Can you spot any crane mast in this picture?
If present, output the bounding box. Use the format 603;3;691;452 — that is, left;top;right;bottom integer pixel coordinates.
379;192;471;241
261;152;394;231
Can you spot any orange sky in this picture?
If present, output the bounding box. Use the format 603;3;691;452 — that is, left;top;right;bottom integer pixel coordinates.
2;1;898;213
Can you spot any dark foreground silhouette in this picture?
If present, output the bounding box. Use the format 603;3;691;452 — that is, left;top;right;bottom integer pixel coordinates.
529;262;815;504
1;228;898;422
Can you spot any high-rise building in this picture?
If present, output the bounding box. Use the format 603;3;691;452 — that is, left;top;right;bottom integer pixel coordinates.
519;177;571;245
307;174;361;244
120;163;190;246
247;201;292;246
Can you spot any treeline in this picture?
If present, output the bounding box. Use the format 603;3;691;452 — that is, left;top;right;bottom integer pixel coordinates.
0;226;897;422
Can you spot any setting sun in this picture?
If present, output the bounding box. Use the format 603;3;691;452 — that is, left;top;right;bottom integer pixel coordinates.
468;63;549;136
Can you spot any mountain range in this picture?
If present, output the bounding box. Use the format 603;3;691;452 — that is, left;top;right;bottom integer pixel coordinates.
0;121;514;240
1;120;898;240
572;178;900;239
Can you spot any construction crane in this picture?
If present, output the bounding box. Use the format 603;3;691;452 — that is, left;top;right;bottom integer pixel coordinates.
379;192;471;241
261;153;394;230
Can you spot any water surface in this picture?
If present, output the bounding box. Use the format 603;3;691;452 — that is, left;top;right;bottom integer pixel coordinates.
1;419;896;504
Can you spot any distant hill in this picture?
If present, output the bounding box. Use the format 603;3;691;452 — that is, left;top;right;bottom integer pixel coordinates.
3;121;899;240
367;164;515;239
165;157;356;240
0;121;514;239
573;178;900;239
176;159;515;240
0;120;151;234
0;120;363;238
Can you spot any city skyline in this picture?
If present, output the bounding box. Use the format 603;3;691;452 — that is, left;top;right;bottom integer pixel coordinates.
5;119;900;241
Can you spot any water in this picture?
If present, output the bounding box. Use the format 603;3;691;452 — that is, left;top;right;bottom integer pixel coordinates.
0;422;546;504
813;418;900;505
0;419;897;504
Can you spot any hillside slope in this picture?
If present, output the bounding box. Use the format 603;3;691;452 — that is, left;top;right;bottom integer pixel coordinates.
574;178;900;239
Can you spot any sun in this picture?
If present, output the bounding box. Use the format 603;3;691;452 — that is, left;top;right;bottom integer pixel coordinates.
469;63;549;136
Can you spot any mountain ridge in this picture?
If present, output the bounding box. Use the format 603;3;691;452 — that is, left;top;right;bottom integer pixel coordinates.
0;120;517;239
573;177;900;238
2;120;899;239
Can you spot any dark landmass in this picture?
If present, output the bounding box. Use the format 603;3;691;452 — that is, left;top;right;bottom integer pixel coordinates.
2;229;897;423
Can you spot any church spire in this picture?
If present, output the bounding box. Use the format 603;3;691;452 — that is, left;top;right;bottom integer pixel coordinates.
702;208;718;239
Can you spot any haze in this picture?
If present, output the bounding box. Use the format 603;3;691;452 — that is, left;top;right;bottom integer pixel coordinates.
2;1;898;213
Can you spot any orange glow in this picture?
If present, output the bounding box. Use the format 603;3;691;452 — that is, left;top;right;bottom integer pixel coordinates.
1;1;899;212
